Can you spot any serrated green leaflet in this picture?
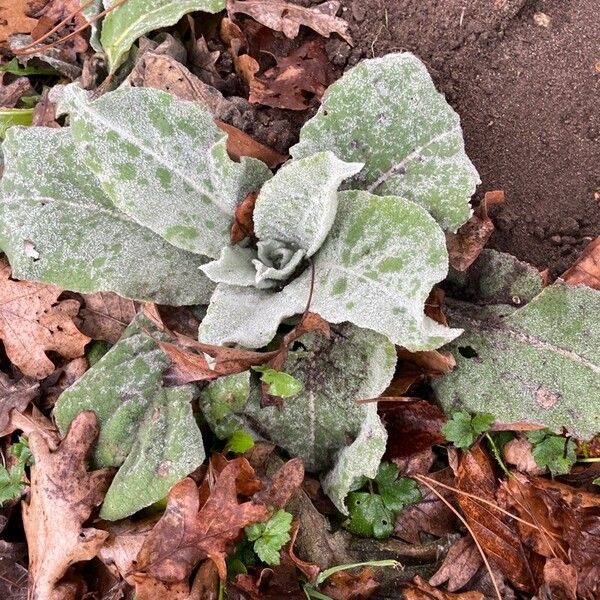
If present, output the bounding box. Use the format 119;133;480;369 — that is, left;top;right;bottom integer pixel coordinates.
55;315;204;520
526;430;577;475
101;0;226;72
200;324;395;485
436;284;600;439
56;84;271;259
0;127;213;305
252;366;303;398
291;53;479;232
245;509;293;566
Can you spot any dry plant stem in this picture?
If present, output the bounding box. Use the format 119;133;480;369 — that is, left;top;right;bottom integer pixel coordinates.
415;474;503;600
416;474;562;542
14;0;129;56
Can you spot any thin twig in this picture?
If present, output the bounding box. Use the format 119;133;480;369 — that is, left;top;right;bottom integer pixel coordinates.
414;475;503;600
14;0;129;57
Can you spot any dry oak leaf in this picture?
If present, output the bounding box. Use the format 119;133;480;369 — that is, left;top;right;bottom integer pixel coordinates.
561;236;600;289
249;39;333;111
0;257;90;378
454;444;534;593
136;458;270;582
533;558;577;600
78;291;138;344
22;411;113;600
228;0;352;44
0;371;38;430
253;456;305;510
321;567;379;600
429;536;482;592
403;575;484;600
0;405;60;450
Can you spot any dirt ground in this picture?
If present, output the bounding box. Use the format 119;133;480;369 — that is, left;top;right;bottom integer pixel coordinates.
333;0;600;276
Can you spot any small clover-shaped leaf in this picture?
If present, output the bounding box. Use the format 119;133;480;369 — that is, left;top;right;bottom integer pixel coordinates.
245;509;293;566
345;492;395;540
375;462;422;513
526;430;577;476
442;411;494;450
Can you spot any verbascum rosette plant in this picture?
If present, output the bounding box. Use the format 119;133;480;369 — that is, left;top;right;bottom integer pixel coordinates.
0;53;480;517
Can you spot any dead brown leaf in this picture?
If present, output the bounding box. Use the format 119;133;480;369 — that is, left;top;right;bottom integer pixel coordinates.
0;75;34;108
404;575;484;600
0;1;38;46
534;558;577;600
0;371;38;430
217;122;287;169
429;536;483;592
0;405;60;450
0;257;90;379
379;399;446;460
40;356;88;408
285;520;320;583
133;574;189;600
78;292;138;344
253;457;304;509
136;458;270;582
502;436;543;476
394;468;457;544
561;236;600;289
22;411;113;600
228;0;352;44
248;39;333;110
321;567;379;600
31;86;59;127
447;190;505;272
503;475;600;599
230;190;259;244
454;444;535;593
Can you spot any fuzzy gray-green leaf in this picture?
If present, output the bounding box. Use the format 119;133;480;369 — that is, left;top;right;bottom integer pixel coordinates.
0;127;213;305
101;0;226;72
435;284;600;439
56;84;271;259
55;315;204;520
291;53;479;232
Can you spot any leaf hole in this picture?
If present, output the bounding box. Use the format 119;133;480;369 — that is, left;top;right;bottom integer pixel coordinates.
458;346;478;359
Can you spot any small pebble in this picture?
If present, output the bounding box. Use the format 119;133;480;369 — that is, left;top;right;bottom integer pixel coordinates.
533;12;552;27
550;235;562;246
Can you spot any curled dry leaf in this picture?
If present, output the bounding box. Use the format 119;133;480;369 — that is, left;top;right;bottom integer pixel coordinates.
534;558;577;600
78;292;138;344
231;190;259;244
0;76;34;108
285;520;320;583
217;122;287;169
0;257;90;379
502;436;544;476
249;40;333;111
135;458;270;582
561;235;600;289
0;371;38;430
454;444;534;593
0;2;37;46
227;0;352;44
0;406;60;450
22;411;113;600
446;190;505;272
404;575;484;600
429;536;483;592
321;567;379;600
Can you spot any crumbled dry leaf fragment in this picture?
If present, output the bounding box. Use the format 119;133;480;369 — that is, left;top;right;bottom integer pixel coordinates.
231;190;259;244
22;411;113;600
78;291;138;344
404;575;484;599
535;558;577;600
502;436;543;475
253;457;304;509
218;123;287;169
136;458;270;582
429;536;482;592
0;406;59;450
0;372;38;430
0;257;90;379
227;0;352;44
248;40;333;110
561;236;600;289
321;566;379;600
0;75;34;108
446;190;504;272
0;0;38;46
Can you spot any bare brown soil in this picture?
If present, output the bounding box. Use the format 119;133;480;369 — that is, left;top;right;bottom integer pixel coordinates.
336;0;600;276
